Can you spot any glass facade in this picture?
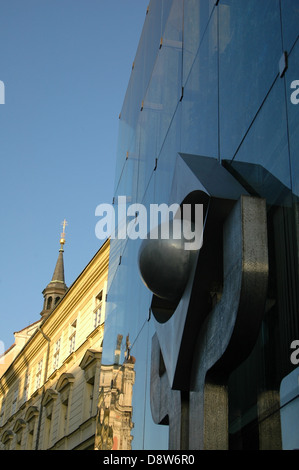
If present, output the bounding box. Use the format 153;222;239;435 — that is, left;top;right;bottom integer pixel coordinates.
102;0;299;450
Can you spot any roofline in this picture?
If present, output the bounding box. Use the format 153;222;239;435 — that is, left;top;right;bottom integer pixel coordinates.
13;318;42;335
2;342;16;356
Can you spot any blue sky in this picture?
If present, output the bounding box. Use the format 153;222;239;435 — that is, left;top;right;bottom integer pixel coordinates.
0;0;149;350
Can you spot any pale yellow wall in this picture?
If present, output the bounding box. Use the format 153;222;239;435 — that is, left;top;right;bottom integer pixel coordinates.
0;239;109;450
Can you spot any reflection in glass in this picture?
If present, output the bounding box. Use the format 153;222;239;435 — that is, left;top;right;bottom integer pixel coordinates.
95;334;136;451
104;0;299;450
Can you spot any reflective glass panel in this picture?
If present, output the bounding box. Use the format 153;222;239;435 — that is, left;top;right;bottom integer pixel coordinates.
183;0;215;85
219;0;281;159
181;8;218;159
137;0;183;202
230;77;291;200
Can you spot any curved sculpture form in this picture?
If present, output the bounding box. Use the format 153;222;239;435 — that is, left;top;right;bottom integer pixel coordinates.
138;220;195;304
149;195;268;449
189;195;268;449
138;154;269;449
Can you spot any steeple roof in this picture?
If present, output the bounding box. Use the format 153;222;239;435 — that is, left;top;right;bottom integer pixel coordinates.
40;220;68;318
47;248;67;291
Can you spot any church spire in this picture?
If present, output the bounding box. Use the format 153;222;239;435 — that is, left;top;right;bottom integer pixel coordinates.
40;220;68;319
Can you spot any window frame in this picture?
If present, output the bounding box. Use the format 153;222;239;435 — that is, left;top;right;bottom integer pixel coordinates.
93;290;103;329
68;320;77;355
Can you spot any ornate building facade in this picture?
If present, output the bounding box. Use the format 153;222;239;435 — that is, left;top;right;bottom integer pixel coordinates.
0;236;110;450
94;334;136;451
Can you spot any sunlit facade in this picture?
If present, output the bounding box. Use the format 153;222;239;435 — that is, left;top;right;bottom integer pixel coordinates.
0;240;109;450
102;0;299;450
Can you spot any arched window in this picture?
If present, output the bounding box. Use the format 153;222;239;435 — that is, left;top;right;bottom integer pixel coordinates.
54;297;60;306
47;297;52;310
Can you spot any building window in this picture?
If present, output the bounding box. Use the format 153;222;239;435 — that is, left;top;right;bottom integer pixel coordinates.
53;338;61;370
69;320;77;354
13;419;26;450
44;414;53;449
36;360;43;389
23;371;30;403
27;431;33;451
94;291;103;328
41;389;58;449
24;406;39;450
79;349;102;422
47;297;52;310
56;373;75;439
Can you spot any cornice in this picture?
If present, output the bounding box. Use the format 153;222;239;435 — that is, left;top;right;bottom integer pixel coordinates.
0;338;47;389
41;250;109;338
0;243;109;387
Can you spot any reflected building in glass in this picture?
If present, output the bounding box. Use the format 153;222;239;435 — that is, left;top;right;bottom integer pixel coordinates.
101;0;299;450
95;334;136;451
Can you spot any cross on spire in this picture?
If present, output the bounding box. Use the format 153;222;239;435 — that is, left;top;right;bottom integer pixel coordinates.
60;219;68;250
61;218;68;235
